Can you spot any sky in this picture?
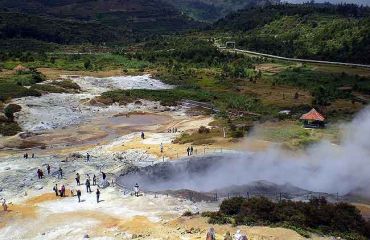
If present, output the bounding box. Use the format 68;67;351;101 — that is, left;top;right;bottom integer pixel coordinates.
285;0;370;6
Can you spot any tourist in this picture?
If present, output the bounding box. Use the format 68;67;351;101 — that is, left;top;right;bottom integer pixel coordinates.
175;128;177;133
75;173;80;186
187;147;190;156
77;189;81;202
141;131;145;139
224;231;232;240
60;185;66;197
134;183;139;197
32;153;35;158
96;189;100;203
53;184;58;196
25;153;28;159
40;169;44;179
86;179;91;193
93;174;97;186
206;227;216;240
234;230;246;240
2;198;8;212
47;164;50;175
86;153;90;162
190;146;193;155
160;143;163;153
37;169;41;179
102;172;106;180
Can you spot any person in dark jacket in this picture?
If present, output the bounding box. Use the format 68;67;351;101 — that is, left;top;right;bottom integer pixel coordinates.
77;189;82;202
96;189;100;203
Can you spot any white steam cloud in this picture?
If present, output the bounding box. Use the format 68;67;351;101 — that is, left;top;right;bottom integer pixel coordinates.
120;107;370;196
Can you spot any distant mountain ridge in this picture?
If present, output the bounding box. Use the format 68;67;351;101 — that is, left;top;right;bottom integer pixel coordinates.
163;0;281;22
0;0;200;46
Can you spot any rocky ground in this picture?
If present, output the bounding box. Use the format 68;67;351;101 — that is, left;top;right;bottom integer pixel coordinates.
0;74;355;239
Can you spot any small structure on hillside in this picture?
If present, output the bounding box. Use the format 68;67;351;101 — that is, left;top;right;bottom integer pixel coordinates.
300;108;325;128
225;41;236;49
13;65;29;73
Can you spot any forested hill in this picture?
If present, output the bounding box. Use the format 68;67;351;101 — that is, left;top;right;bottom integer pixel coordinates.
0;0;200;47
162;0;280;22
214;3;370;64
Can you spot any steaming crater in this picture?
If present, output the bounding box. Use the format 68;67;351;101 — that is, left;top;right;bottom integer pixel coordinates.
116;154;333;201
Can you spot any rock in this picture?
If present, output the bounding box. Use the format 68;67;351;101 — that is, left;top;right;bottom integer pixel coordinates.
99;179;110;189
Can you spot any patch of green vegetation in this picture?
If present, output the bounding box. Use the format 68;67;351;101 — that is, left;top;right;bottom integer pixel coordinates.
205;197;370;240
0;52;151;72
0;121;22;136
215;3;370;64
0;69;45;100
271;66;370;105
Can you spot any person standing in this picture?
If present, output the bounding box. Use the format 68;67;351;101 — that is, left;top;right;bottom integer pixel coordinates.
134;183;139;197
76;189;81;203
76;173;80;186
86;179;91;193
2;199;8;212
32;153;35;158
206;227;216;240
160;143;163;153
86;153;90;162
96;189;100;203
61;185;65;197
53;184;58;196
141;132;145;139
187;147;190;156
101;172;106;180
190;146;194;155
47;164;51;175
93;174;97;186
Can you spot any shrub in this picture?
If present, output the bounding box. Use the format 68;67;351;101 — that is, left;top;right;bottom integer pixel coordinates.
198;126;210;134
220;197;244;215
4;104;22;120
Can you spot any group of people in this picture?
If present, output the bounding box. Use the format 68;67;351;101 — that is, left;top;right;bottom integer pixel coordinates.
36;164;51;179
23;153;35;159
207;228;248;240
53;184;66;197
75;171;107;203
186;146;194;156
168;127;178;133
75;187;101;203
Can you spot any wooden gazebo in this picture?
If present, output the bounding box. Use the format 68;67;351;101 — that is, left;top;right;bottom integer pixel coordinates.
300;108;325;128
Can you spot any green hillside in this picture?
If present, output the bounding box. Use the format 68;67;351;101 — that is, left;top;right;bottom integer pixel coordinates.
214;3;370;64
0;0;200;47
163;0;279;22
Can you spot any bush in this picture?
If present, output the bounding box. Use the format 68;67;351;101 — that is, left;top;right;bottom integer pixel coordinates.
207;197;370;239
4;104;22;120
198;126;210;134
220;197;244;215
203;211;232;224
0;122;22;136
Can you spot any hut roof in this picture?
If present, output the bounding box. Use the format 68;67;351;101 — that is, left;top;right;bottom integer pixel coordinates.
14;65;29;72
300;108;325;121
